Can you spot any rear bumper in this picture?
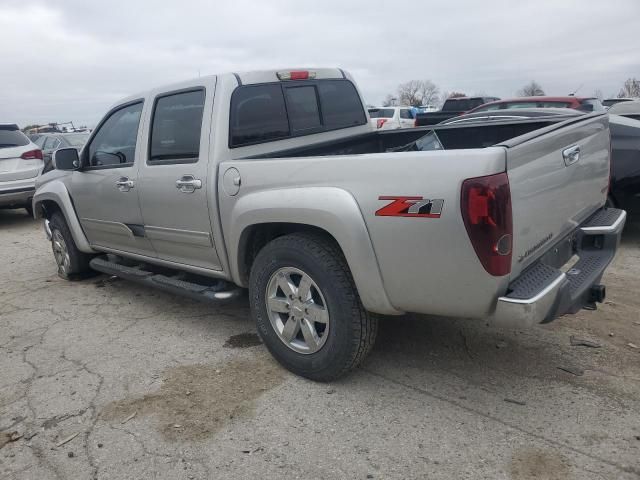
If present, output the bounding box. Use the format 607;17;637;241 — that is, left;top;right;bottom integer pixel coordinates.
488;208;626;327
0;186;35;208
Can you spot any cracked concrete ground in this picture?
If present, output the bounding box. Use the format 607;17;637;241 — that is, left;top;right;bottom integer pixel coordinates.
1;209;639;480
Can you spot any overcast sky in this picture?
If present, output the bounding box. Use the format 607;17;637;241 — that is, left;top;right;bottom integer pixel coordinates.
1;0;638;127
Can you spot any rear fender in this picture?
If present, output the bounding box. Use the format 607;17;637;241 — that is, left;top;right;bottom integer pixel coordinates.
227;187;402;315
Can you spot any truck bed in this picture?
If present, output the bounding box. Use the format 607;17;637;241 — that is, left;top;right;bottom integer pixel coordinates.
246;118;563;159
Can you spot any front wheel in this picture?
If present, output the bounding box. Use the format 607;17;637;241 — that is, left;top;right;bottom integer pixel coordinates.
249;233;377;381
49;212;93;279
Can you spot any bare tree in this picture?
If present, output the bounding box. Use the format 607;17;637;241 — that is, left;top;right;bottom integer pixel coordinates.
618;78;640;98
418;80;440;107
382;94;399;107
397;80;423;106
518;81;545;97
382;80;440;107
448;92;467;98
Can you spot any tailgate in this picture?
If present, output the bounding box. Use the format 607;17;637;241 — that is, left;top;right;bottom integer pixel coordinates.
504;113;610;277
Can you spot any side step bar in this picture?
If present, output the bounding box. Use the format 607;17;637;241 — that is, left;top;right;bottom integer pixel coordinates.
89;256;244;303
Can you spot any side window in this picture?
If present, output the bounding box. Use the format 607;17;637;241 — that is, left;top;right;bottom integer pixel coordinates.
284;86;321;134
35;136;47;148
400;109;413;119
149;89;205;164
230;84;289;147
43;137;58;150
316;80;367;129
87;102;143;167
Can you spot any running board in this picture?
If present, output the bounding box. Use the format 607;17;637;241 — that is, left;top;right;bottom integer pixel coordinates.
89;255;244;303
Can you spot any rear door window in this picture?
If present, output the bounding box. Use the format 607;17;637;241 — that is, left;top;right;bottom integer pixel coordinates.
149;89;205;164
400;109;414;119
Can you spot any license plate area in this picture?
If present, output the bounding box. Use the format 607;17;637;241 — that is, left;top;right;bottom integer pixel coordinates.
538;232;576;270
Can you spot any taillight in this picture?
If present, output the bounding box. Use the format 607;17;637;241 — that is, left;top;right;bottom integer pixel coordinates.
461;172;512;276
376;118;388;129
20;149;43;160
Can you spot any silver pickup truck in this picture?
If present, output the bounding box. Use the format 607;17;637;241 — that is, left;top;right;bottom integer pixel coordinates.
34;68;626;381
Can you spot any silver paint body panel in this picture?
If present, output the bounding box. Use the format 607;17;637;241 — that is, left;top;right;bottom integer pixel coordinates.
33;69;612;319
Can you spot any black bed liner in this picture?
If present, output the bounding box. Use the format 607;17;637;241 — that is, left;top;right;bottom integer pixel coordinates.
244;118;565;160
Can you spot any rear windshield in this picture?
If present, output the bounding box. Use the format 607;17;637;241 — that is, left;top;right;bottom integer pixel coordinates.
229;79;366;148
368;108;395;118
0;130;30;148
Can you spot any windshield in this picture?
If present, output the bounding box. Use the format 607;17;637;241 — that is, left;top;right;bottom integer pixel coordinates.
0;130;30;148
368;108;394;118
63;133;90;147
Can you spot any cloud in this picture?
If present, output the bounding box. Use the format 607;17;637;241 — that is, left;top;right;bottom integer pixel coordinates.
1;0;638;126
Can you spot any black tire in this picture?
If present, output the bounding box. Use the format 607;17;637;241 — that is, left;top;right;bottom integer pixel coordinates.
49;212;94;280
249;232;377;381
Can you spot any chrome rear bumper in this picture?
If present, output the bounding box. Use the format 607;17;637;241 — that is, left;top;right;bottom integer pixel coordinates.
489;208;626;328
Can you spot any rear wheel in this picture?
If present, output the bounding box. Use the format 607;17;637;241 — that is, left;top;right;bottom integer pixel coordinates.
49;212;93;279
249;232;377;381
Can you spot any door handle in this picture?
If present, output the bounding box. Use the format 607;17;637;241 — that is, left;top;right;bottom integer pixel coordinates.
562;145;580;167
176;175;202;193
116;177;135;192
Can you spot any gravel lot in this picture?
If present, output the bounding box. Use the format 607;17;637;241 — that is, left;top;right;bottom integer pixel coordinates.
1;209;639;480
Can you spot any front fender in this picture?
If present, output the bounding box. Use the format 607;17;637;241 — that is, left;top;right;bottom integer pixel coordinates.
226;187;402;315
33;179;96;253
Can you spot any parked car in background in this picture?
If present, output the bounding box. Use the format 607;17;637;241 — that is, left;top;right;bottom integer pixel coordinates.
603;98;636;109
414;96;500;126
34;68;623;381
441;108;640;214
466;96;605;114
0;124;43;215
368;106;415;129
438;108;579;125
608;100;640;121
35;132;91;173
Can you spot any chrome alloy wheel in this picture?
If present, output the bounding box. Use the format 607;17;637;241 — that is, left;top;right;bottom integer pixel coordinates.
52;230;71;276
266;267;329;354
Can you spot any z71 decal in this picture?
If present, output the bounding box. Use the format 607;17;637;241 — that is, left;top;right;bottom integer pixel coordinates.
376;196;444;218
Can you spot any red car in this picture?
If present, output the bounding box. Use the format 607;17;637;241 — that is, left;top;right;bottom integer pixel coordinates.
467;96;605;114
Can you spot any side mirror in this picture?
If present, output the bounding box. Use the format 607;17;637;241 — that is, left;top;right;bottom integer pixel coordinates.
52;148;80;171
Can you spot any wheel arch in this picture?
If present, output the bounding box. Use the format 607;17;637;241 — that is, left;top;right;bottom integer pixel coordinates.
33;180;96;253
227;187;402;315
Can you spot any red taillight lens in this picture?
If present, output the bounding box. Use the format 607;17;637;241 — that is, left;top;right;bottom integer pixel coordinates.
461;172;512;276
290;71;309;80
376;118;388;129
20;149;43;160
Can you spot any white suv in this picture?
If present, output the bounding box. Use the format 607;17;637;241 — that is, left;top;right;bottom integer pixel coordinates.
368;106;415;130
0;124;44;215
